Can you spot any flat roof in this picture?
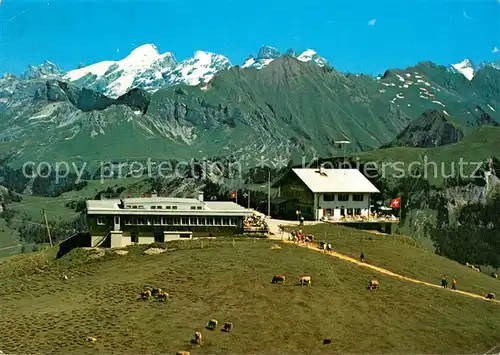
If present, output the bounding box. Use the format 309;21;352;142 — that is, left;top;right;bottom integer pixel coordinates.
204;201;248;211
122;197;201;204
86;198;252;216
289;168;380;193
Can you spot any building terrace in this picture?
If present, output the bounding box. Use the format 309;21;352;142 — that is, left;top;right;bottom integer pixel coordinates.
86;191;255;248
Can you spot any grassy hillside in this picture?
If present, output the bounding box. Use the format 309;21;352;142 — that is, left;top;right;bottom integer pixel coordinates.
0;218;20;257
288;224;500;297
0;236;498;354
354;126;500;186
7;178;147;222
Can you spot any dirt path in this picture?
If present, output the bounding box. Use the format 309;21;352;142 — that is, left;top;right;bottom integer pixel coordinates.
283;240;499;305
0;244;21;251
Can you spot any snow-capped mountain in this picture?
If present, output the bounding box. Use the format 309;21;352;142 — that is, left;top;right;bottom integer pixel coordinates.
450;59;476;80
64;44;177;98
21;61;64;80
63;44;231;98
167;51;231;86
449;59;500;80
296;49;328;67
478;60;500;71
242;46;328;70
242;46;281;70
4;44;498;100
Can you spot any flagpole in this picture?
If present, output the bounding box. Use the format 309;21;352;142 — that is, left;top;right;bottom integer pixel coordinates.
400;195;403;223
248;190;250;209
267;171;271;218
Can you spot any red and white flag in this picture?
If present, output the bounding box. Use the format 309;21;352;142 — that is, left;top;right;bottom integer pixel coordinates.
230;191;237;199
391;197;401;209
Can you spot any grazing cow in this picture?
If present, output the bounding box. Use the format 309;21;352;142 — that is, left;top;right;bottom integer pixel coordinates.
140;290;152;300
192;332;203;345
298;276;311;286
271;275;286;284
86;337;97;343
491;273;498;279
486;293;496;300
157;291;169;301
60;274;68;281
223;322;233;332
152;288;162;297
176;352;190;355
368;280;379;290
206;319;218;330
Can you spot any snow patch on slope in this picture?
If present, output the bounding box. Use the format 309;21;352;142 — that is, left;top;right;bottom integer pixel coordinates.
296;49;327;67
451;59;475;80
169;51;231;86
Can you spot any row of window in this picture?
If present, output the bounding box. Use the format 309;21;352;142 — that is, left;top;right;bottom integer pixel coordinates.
124;205;202;210
97;216;240;227
323;193;364;202
324;208;363;216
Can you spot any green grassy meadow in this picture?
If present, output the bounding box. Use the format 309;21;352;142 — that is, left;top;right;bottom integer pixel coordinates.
354;126;500;187
287;223;500;298
0;236;498;354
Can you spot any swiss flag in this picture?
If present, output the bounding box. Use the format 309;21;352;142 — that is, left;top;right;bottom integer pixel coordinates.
230;191;237;199
391;197;401;209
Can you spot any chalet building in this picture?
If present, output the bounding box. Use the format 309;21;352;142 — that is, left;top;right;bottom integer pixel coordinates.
86;192;253;248
271;166;380;221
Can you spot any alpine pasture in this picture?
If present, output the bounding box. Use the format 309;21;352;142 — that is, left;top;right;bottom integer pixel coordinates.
0;226;499;355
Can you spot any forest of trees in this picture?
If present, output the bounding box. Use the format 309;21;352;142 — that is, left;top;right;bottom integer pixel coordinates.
426;192;500;268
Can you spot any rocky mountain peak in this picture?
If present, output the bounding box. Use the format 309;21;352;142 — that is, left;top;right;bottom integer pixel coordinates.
21;61;64;80
257;46;281;60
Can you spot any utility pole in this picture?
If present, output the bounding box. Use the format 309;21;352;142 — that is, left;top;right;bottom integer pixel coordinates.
42;209;53;247
267;171;271;218
243;191;250;209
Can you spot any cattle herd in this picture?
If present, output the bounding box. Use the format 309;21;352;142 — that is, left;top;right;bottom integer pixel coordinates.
139;287;169;302
271;274;379;290
173;320;233;355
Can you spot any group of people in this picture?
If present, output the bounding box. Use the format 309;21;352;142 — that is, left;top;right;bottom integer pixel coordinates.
291;229;314;243
441;278;457;290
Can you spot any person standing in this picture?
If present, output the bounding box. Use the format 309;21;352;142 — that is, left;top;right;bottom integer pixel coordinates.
300;216;304;226
360;252;365;263
451;279;457;290
441;278;448;289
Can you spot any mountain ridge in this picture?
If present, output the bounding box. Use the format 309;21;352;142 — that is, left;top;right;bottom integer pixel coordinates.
5;44;499;99
1;54;499;170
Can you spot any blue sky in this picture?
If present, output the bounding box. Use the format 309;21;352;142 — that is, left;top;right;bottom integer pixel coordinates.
0;0;499;76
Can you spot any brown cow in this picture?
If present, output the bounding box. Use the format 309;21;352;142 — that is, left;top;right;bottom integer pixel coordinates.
271;275;286;284
140;290;152;300
86;337;97;343
191;332;202;345
298;276;311;286
157;291;169;301
223;322;233;332
368;280;379;290
176;351;190;355
486;293;496;300
152;288;162;297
